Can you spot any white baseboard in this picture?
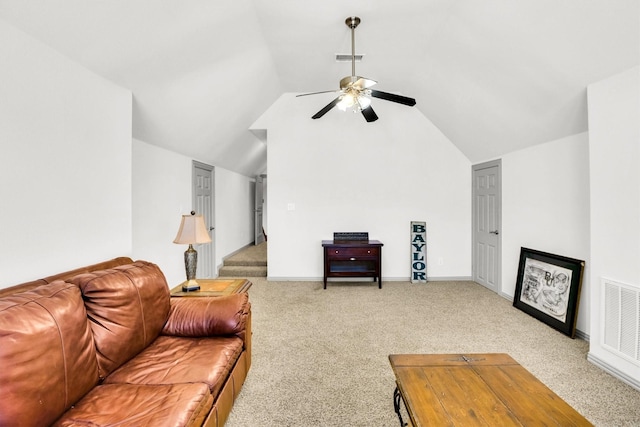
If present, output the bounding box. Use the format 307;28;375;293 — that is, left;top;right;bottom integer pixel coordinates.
587;353;640;392
574;329;589;341
266;276;474;282
497;289;589;342
424;276;473;282
222;242;255;261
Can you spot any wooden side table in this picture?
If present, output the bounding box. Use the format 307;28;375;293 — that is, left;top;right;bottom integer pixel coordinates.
322;240;383;289
170;278;252;297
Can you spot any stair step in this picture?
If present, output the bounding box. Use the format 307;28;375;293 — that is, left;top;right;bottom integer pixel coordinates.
224;259;267;267
218;265;267;277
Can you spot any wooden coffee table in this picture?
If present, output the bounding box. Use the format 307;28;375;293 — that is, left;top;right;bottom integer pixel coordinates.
170;278;252;297
389;353;592;426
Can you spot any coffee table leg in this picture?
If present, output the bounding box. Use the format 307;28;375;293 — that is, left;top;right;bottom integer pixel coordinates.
393;387;407;427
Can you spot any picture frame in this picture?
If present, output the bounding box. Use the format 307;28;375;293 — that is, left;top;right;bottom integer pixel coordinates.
513;247;585;338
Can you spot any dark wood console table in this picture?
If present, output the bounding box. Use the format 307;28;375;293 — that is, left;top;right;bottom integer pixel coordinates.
322;240;383;289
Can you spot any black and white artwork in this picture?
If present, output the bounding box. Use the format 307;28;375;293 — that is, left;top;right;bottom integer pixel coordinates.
520;258;572;322
514;247;585;338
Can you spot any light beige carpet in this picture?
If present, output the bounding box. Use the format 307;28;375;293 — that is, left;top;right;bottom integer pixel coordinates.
226;279;640;426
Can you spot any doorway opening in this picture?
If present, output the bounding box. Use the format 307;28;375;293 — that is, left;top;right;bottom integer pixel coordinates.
254;174;266;245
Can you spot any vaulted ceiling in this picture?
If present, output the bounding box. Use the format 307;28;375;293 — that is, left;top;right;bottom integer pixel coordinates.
1;0;637;176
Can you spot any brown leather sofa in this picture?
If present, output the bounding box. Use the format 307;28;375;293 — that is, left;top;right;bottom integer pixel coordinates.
0;257;251;427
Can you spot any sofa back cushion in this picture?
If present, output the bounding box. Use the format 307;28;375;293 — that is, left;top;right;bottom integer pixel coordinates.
0;257;134;298
70;261;170;378
0;281;99;427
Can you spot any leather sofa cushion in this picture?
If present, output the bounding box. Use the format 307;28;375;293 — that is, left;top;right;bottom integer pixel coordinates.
71;261;170;378
53;383;213;426
0;282;99;427
106;335;244;397
163;292;250;337
0;257;133;298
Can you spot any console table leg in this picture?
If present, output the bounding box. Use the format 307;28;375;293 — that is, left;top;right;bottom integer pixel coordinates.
393;387;407;427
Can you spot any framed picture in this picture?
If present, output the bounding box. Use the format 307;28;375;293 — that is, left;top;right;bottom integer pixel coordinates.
513;247;585;338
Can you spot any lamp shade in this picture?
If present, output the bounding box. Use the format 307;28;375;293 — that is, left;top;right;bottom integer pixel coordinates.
173;213;212;245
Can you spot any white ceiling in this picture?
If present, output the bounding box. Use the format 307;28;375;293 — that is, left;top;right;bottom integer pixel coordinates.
1;0;638;176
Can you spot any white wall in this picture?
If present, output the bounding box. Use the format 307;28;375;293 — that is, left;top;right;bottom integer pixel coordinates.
259;93;471;280
132;139;192;286
0;19;132;287
214;168;255;268
0;19;256;289
0;20;253;287
132;139;255;286
587;66;640;386
501;133;591;334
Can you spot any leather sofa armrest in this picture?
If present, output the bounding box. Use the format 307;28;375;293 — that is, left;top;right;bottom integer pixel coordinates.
162;292;250;338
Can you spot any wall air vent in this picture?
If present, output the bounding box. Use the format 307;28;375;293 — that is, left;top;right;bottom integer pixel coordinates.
602;277;640;366
335;54;364;62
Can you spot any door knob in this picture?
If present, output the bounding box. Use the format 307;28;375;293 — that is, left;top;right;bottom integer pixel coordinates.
490;230;499;235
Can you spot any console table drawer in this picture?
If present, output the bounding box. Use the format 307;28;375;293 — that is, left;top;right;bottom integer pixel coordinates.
328;247;379;259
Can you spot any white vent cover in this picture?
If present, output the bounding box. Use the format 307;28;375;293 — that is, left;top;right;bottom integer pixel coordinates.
335;54;364;62
603;277;640;365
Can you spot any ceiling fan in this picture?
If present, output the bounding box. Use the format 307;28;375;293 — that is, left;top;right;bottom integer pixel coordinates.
297;16;416;123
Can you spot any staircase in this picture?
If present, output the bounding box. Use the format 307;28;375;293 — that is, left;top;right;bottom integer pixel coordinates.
218;242;267;277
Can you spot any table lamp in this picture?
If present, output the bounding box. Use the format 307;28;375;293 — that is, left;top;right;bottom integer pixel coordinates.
173;211;212;291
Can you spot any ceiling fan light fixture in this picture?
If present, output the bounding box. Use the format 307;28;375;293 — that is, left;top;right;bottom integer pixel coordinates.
337;92;355;111
357;95;371;109
337;92;371;113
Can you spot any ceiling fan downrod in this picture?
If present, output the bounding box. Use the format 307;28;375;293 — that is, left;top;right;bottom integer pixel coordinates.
346;16;360;78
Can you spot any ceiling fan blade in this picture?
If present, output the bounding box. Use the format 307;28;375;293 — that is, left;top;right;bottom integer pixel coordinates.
370;90;416;107
312;97;341;119
361;106;378;122
296;90;338;97
354;77;377;89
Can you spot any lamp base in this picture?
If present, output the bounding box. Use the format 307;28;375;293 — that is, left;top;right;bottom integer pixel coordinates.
182;279;200;292
182;244;199;291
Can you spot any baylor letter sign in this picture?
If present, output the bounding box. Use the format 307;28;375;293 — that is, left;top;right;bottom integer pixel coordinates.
411;221;427;283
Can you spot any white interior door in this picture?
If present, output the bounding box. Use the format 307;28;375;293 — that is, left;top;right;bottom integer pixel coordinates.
473;160;501;293
193;162;215;278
